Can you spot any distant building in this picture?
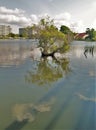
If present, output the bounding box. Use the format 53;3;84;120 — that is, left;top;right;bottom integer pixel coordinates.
19;27;34;38
0;25;11;36
19;28;25;36
74;33;89;40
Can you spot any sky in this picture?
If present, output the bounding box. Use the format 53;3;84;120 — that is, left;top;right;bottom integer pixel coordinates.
0;0;96;33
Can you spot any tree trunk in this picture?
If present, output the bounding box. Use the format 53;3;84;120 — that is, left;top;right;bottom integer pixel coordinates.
41;51;55;57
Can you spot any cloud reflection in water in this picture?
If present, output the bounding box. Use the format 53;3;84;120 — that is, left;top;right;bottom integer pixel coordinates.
5;98;55;130
12;98;55;122
76;93;96;102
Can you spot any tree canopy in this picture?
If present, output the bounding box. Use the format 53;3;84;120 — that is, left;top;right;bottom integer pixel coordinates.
86;28;96;41
60;25;72;34
32;17;70;56
60;25;74;43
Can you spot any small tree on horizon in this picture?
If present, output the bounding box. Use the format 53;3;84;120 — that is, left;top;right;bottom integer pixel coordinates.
86;28;96;41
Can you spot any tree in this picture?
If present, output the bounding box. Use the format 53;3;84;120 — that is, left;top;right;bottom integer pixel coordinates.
32;17;70;57
8;33;15;38
93;30;96;41
19;27;29;38
60;25;74;43
86;28;95;41
8;33;19;38
60;25;71;34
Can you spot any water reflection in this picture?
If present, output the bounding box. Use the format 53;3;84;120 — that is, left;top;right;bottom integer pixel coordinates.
5;120;28;130
70;44;96;58
0;44;30;67
25;57;71;86
76;93;96;102
0;41;95;130
5;98;55;130
84;46;94;58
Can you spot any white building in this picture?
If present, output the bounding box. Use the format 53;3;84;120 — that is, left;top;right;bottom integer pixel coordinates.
0;25;11;36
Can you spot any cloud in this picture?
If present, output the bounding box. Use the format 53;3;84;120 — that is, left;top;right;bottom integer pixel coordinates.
12;98;55;122
76;93;96;102
0;14;32;26
0;6;32;27
30;14;38;24
54;12;71;21
52;12;71;29
53;13;85;32
0;6;25;16
0;6;85;33
70;20;85;32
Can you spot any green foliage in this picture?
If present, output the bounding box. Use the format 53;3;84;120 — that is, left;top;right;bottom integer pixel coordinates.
32;17;69;55
60;25;74;43
8;33;15;38
8;33;19;38
25;58;70;86
19;28;29;38
0;33;19;39
86;28;96;41
93;30;96;41
60;25;71;34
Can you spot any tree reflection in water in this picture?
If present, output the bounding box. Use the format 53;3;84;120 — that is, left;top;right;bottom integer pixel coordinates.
25;56;71;86
84;46;94;58
5;120;28;130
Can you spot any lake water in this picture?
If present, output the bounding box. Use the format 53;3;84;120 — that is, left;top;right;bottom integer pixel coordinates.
0;40;96;130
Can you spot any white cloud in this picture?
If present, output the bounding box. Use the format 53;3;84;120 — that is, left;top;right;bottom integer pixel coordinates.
30;13;51;24
0;6;32;32
70;20;85;32
0;6;86;33
30;14;38;24
54;12;71;21
53;13;85;32
0;14;32;26
0;6;25;16
53;13;71;29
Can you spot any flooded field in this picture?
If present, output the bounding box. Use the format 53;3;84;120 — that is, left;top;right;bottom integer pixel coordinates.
0;40;96;130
